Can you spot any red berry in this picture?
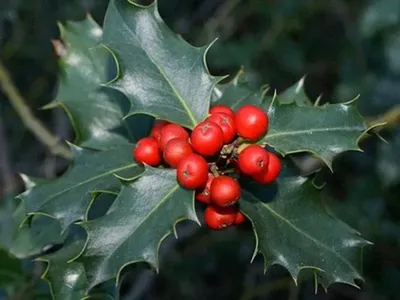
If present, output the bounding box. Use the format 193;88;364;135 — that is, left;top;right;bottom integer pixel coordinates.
191;121;224;156
237;145;269;176
159;124;189;151
163;138;193;168
204;205;237;230
234;211;246;225
235;104;268;141
177;153;209;189
209;105;235;119
210;175;241;207
195;173;214;204
253;152;282;184
133;137;161;166
206;113;236;144
150;120;170;141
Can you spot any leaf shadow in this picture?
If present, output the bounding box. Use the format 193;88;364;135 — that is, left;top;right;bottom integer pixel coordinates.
240;176;278;204
102;87;155;143
239;155;302;204
87;192;117;221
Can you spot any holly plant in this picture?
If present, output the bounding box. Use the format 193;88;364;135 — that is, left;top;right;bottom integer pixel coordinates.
1;0;381;299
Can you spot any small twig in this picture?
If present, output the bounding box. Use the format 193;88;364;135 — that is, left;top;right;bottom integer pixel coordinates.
220;168;235;175
209;163;220;177
366;106;400;132
0;62;72;160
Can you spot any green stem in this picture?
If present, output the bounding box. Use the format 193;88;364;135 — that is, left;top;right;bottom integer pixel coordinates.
209;164;220;177
0;62;72;160
220;168;236;175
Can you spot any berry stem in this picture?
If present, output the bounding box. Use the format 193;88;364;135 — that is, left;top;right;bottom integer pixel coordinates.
209;163;220;177
235;137;245;146
220;168;236;175
220;144;234;156
231;138;244;159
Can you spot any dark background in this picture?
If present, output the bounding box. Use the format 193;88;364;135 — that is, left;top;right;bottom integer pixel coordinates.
1;0;400;299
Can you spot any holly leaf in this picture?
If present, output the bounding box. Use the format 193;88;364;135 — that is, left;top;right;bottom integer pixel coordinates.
20;145;143;230
212;69;271;109
40;234;97;300
103;0;222;129
39;223;116;300
43;239;88;300
1;180;65;260
240;176;370;290
78;167;199;289
278;77;313;106
87;193;118;221
261;98;371;169
214;74;371;168
50;16;147;150
9;214;65;260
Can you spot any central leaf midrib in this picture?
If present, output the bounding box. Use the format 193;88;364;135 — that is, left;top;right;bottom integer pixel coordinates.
266;126;364;139
39;163;138;206
260;199;359;274
114;3;197;127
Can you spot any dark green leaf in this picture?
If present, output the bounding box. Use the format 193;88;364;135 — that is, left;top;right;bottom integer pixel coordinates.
87;193;117;221
278;77;312;106
9;214;65;259
103;0;222;129
212;70;269;110
41;237;89;300
240;176;370;289
79;167;198;289
51;16;141;150
261;99;370;169
3;177;65;259
20;145;143;230
2;195;63;261
40;224;116;300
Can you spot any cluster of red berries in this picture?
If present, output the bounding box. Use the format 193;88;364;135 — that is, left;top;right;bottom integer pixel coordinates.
133;104;281;230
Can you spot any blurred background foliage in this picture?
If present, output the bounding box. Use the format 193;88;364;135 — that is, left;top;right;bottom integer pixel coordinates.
0;0;400;299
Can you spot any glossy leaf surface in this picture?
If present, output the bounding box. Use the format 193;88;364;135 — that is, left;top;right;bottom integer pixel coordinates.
261;99;369;168
21;145;143;230
53;16;139;150
79;167;198;289
240;177;369;289
103;0;221;129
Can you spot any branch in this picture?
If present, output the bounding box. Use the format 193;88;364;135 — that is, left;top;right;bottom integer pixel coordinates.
367;106;400;131
0;62;72;160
